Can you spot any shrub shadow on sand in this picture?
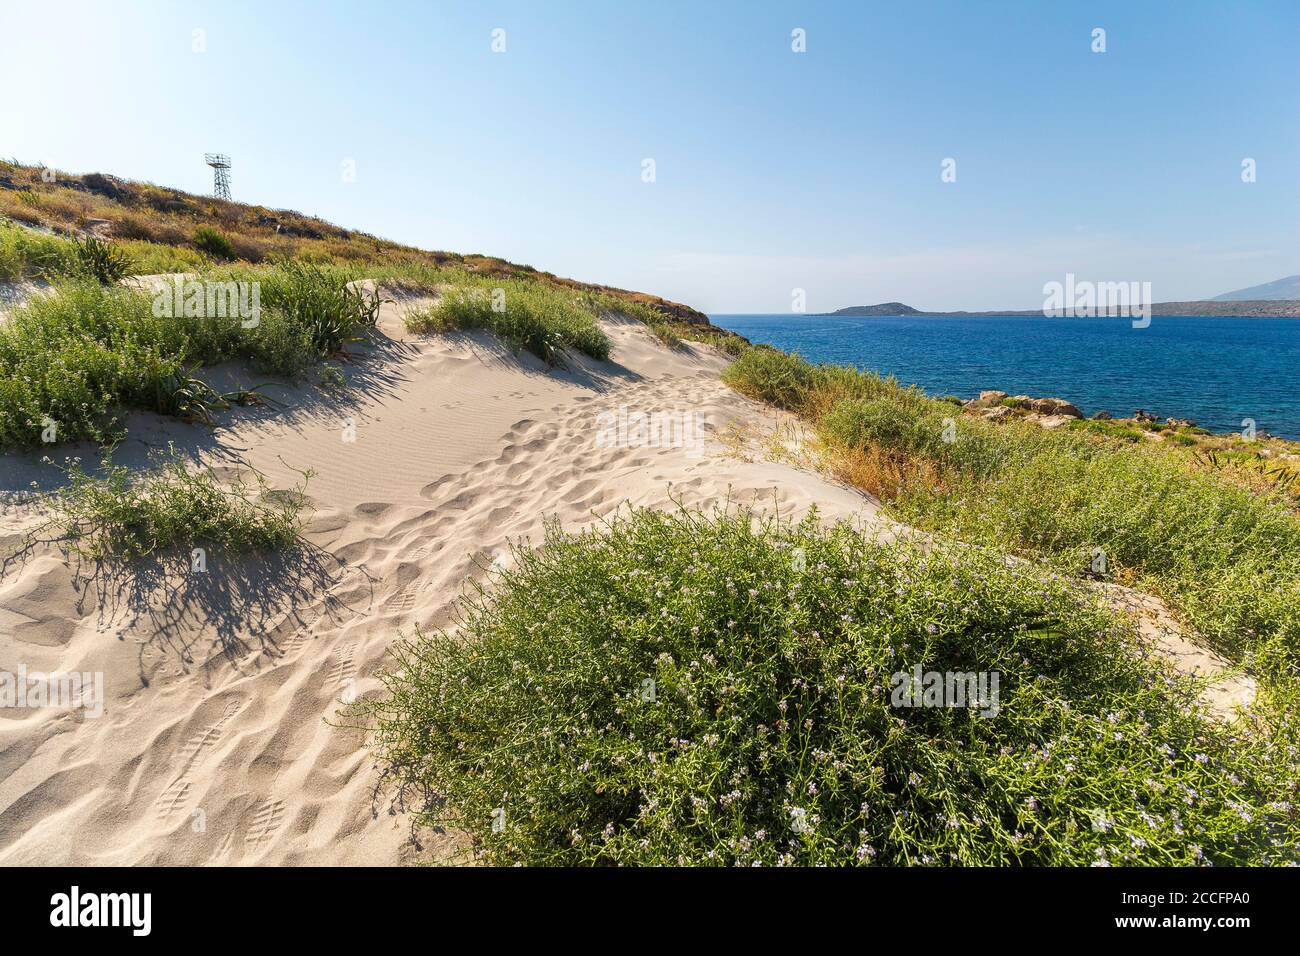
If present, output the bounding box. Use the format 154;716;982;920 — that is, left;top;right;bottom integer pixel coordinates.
0;530;376;685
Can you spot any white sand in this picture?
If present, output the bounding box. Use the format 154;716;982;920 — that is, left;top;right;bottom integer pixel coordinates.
0;303;884;865
0;299;1250;865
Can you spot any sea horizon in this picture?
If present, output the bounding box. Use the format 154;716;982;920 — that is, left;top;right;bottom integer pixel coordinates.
711;312;1300;439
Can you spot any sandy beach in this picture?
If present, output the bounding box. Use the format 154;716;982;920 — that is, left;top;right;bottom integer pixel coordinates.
0;298;886;865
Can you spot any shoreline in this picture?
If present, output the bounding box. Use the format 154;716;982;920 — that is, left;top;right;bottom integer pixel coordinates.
707;314;1300;442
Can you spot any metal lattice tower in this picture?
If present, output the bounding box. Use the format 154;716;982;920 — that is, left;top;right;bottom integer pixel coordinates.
204;153;231;200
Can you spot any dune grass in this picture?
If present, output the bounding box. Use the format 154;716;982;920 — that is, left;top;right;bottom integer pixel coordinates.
0;237;733;449
0;220;73;281
403;277;611;364
2;162;743;405
115;239;209;275
0;261;380;448
570;289;748;355
399;276;747;364
37;450;308;561
361;506;1295;866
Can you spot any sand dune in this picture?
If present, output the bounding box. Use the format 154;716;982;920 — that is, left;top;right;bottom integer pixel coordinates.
0;302;883;865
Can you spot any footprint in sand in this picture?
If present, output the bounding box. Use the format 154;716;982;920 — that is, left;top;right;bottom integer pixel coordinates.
388;582;420;612
210;831;235;863
267;603;323;658
155;780;192;821
176;700;241;776
244;799;285;848
328;642;357;687
155;700;243;820
276;629;311;658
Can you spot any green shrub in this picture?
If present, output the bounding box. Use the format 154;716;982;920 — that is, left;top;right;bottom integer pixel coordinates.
0;226;134;284
71;235;134;284
1068;419;1144;443
404;303;458;335
254;260;381;357
820;395;1014;480
0;281;185;446
38;451;308;560
896;438;1300;661
720;348;818;411
822;398;945;458
361;507;1294;866
0;220;77;281
194;226;237;261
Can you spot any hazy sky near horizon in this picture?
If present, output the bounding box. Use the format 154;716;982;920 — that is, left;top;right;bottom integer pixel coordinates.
2;0;1297;312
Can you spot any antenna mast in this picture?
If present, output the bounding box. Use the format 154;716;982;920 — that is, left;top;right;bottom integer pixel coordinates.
204;153;232;200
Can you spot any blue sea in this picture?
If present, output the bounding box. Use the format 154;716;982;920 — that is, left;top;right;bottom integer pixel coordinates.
709;313;1300;440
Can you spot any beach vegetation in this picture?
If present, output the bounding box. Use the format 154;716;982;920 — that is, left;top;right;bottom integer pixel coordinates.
193;225;237;261
36;450;308;561
0;261;379;447
723;349;1300;668
361;506;1296;866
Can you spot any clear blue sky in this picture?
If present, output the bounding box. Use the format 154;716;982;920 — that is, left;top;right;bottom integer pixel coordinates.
2;0;1296;312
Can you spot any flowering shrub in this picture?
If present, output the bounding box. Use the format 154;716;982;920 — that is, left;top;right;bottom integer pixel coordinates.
362;507;1294;866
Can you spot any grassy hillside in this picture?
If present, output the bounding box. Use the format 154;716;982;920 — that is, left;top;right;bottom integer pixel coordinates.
0;160;715;327
0;162;745;449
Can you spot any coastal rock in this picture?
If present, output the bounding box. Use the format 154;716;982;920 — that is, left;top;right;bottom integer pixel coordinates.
1166;417;1196;429
1133;409;1158;423
1092;411;1113;420
1030;397;1082;418
964;389;1082;424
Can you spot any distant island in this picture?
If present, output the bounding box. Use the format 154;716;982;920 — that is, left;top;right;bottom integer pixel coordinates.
819;276;1300;317
823;302;923;317
821;297;1300;319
